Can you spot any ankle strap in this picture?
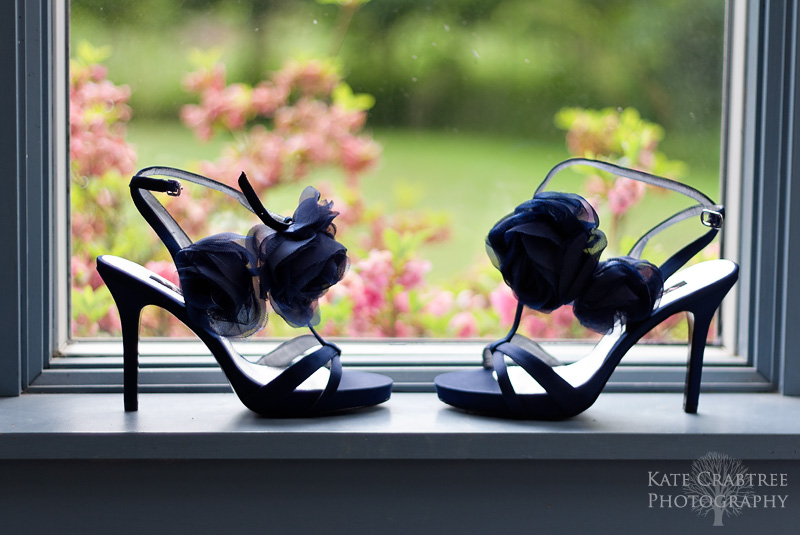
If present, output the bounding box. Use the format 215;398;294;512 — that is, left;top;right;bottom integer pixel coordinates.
536;158;724;279
130;166;289;260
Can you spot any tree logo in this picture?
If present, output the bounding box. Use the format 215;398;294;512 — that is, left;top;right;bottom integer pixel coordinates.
683;452;755;526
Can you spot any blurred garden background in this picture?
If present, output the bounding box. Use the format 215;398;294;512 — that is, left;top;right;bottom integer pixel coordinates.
70;0;726;340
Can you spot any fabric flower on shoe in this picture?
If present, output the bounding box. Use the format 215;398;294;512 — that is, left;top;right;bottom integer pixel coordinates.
486;191;607;312
249;187;349;327
572;256;664;334
174;232;266;338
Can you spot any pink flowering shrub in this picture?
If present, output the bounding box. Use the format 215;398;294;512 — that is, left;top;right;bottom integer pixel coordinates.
70;43;140;337
555;107;687;253
70;44;194;338
70;43;136;179
321;248;430;337
181;57;381;192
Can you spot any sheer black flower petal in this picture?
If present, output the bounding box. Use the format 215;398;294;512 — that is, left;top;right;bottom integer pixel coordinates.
573;256;664;334
173;186;347;336
249;187;348;327
174;232;265;338
486;192;607;312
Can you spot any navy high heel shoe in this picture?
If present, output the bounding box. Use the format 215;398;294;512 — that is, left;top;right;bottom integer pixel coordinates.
97;167;392;416
434;158;738;419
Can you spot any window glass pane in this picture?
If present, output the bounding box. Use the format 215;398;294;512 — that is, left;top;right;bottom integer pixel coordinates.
69;0;725;341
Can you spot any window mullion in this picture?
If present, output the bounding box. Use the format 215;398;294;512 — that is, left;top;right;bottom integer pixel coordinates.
780;0;800;395
739;0;800;394
0;0;23;396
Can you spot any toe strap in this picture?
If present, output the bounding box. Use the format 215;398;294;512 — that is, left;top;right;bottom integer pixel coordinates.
256;335;343;409
492;341;586;417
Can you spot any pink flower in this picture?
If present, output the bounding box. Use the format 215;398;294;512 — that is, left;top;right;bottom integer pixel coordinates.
607;176;646;216
273;59;339;97
639;149;656;169
97;308;122;335
394;291;411;313
471;294;488;309
455;289;487;310
71;255;104;289
398;259;431;289
393;319;414;337
521;314;552;338
329;106;367;133
182;64;226;93
199;126;284;190
358;249;394;285
274;98;328;132
180;105;213;141
490;284;518;325
251;82;288;116
335;270;369;311
351;249;394;312
362;286;388;311
340;135;382;177
181;83;254;139
551;305;576;328
88;64;108;82
285;132;336;166
449;311;478;338
69;62;136;180
183;58;381;191
424;290;454;317
71;212;102;244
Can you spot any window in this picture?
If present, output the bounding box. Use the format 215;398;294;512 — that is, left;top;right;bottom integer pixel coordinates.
3;0;799;397
69;0;726;344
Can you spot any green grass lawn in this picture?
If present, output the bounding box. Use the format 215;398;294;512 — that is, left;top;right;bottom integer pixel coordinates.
127;120;721;282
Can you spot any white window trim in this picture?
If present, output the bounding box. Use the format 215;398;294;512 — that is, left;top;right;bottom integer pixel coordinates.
54;0;70;353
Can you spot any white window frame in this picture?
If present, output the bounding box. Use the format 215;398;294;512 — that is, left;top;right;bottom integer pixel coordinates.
3;0;798;398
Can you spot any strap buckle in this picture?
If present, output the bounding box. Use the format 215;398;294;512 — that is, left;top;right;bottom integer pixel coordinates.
701;208;723;229
166;180;182;197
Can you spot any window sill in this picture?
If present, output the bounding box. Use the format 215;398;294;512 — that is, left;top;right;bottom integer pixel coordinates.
1;392;798;461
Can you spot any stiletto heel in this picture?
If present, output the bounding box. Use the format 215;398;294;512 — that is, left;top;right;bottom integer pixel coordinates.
98;258;144;411
120;303;141;412
99;253;184;412
683;309;709;414
682;274;737;414
435;158;739;419
97;167;392;416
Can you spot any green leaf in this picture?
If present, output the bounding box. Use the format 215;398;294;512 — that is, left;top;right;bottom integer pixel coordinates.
382;227;401;253
76;41;112;65
332;83;375;111
187;47;224;70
